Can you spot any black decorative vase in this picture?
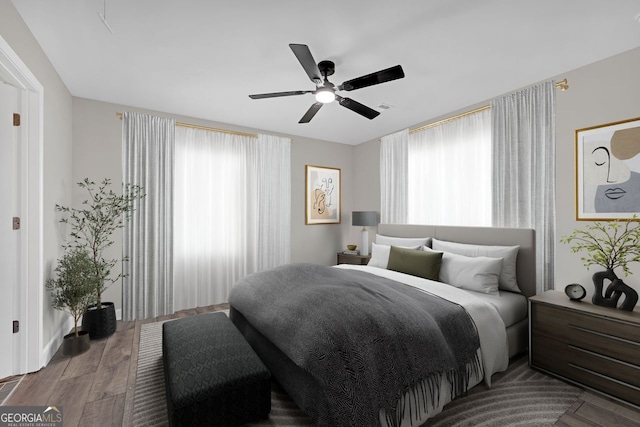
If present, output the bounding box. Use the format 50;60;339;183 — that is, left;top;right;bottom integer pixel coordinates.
592;269;638;311
62;330;90;357
82;302;117;339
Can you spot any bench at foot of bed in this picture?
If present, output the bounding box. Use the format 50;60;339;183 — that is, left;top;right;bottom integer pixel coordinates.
162;312;271;427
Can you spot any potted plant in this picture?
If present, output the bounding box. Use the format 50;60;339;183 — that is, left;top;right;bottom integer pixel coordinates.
56;178;144;339
46;248;97;356
560;217;640;311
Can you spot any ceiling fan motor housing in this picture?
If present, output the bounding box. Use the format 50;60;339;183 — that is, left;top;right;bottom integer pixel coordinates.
318;60;335;77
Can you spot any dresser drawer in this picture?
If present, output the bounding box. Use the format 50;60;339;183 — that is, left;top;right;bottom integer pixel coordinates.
531;333;640;389
532;303;640;366
532;334;640;406
336;253;371;265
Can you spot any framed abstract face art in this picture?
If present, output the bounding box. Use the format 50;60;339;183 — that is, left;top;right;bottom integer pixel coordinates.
575;117;640;220
305;165;341;224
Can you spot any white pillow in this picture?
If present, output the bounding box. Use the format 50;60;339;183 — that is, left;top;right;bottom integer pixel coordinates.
369;243;421;269
376;234;432;248
423;247;502;295
432;239;520;293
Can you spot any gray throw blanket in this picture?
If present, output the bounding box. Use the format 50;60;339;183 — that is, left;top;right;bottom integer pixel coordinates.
229;263;482;427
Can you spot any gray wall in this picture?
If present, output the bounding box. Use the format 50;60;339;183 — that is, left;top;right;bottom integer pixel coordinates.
72;97;356;309
0;1;74;350
352;139;382;240
290;135;356;266
353;46;640;298
555;46;640;297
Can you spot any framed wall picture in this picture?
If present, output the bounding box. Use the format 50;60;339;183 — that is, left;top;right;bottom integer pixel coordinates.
305;165;341;224
575;116;640;220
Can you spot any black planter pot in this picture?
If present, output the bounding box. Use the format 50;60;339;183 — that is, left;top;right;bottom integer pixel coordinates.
62;330;90;356
82;302;117;339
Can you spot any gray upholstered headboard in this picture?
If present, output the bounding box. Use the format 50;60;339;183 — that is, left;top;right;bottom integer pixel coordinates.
377;224;537;298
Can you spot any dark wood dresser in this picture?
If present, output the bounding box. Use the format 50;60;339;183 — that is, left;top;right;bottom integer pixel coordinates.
529;290;640;407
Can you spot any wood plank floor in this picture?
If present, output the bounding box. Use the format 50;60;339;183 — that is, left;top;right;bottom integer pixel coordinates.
556;392;640;427
1;304;225;427
3;304;640;427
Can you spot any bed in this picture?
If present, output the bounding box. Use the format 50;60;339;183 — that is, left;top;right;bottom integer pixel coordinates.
229;224;536;426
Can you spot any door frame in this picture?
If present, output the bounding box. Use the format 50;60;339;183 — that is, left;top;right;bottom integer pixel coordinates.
0;35;44;373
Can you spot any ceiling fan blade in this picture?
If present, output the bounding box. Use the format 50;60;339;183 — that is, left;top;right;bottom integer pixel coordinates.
339;65;405;91
336;95;380;120
249;90;312;99
299;102;323;123
289;44;322;85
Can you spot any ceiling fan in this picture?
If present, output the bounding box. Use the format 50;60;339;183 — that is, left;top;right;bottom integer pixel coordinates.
249;44;405;123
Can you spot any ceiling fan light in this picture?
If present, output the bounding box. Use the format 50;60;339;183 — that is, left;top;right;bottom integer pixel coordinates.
315;88;335;104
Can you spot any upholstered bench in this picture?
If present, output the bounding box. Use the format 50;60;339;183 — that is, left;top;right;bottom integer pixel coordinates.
162;312;271;427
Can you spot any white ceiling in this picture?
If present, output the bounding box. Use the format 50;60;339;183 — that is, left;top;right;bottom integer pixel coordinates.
12;0;640;145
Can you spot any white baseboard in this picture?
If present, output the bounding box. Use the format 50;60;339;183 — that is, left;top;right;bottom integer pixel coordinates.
41;308;121;368
42;315;74;367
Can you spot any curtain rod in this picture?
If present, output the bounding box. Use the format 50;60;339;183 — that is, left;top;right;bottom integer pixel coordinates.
116;112;258;139
405;79;569;136
409;105;490;134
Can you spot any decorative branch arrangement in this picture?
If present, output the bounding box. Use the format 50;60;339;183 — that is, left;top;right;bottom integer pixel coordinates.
561;216;640;311
56;178;144;308
560;216;640;276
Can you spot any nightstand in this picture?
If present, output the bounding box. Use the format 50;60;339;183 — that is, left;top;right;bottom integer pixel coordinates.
337;252;371;265
529;290;640;407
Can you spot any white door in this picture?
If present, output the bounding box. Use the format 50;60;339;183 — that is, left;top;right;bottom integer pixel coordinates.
0;82;20;380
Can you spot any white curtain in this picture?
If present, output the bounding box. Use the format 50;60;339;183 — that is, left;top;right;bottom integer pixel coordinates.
173;128;291;311
256;134;291;271
380;129;409;223
122;112;175;321
491;81;556;293
408;109;492;226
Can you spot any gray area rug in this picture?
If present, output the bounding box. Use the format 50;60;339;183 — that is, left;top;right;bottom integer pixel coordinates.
133;318;581;427
425;357;582;426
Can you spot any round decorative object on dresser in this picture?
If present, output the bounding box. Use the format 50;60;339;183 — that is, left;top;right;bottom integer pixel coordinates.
564;283;586;301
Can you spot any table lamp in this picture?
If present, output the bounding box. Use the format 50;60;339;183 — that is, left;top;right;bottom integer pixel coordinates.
352;211;378;256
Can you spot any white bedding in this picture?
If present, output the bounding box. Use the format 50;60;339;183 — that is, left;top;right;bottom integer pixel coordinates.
335;264;510;426
471;289;528;327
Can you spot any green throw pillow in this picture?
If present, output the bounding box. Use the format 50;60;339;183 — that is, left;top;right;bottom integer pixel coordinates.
387;246;442;280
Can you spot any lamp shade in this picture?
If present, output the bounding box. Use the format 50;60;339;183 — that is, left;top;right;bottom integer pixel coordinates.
352;211;378;227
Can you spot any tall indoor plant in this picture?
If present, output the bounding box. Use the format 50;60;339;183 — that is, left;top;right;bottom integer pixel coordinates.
57;178;144;338
46;248;97;356
560;217;640;311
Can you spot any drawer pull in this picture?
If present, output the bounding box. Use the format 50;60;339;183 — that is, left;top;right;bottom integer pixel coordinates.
569;324;640;347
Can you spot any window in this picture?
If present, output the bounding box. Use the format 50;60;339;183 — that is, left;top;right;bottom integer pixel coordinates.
173;128;254;309
122;112;290;320
173;128;290;310
407;108;491;226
